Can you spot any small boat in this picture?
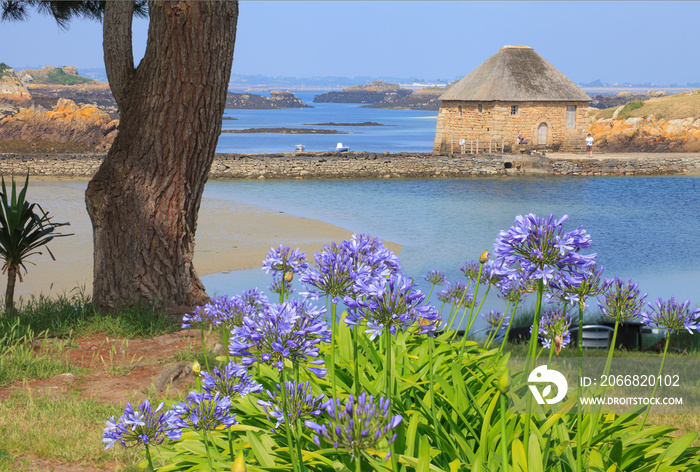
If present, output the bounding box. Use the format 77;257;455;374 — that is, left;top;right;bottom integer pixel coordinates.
331;142;349;152
295;144;305;153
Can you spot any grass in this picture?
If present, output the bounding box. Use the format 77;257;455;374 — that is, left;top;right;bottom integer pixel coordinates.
0;389;143;471
591;89;700;120
2;289;179;340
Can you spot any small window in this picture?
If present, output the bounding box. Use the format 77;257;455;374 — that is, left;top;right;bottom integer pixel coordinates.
458;106;463;117
566;105;576;129
478;104;483;113
511;105;518;115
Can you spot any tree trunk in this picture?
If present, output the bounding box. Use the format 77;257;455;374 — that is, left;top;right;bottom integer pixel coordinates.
86;0;238;309
5;265;16;312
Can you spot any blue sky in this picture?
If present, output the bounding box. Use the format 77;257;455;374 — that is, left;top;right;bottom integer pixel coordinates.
1;1;699;85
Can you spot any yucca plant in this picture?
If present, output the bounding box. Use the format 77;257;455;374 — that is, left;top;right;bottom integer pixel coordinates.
0;174;71;312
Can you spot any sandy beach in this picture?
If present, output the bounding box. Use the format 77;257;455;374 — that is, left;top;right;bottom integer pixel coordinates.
11;179;399;302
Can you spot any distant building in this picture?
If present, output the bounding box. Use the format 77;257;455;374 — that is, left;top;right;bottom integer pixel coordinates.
433;46;590;153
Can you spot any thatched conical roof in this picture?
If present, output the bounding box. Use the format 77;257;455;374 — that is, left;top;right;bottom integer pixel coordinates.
440;46;590;102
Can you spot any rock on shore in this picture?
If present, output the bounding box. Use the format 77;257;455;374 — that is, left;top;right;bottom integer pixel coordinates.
0;98;118;153
590;115;700;152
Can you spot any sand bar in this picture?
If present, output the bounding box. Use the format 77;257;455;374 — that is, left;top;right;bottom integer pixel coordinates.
10;179;399;301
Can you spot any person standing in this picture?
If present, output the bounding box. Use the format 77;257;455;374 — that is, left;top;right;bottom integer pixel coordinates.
585;133;594;157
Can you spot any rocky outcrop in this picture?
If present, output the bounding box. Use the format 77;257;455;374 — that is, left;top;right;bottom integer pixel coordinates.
27;84;118;119
364;86;444;111
590;115;700;152
314;81;413;104
18;66;98;85
589;90;668;109
0;98;118;153
225;91;311;109
0;67;32;108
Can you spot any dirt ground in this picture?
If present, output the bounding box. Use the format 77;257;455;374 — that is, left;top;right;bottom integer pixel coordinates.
0;329;217;471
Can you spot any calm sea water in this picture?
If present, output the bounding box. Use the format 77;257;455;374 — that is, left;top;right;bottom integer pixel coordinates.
217;93;437;154
201;176;700;330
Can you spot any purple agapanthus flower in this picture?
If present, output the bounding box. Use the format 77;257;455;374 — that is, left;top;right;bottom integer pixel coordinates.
642;297;700;334
269;276;294;297
493;214;596;290
240;288;270;311
102;399;180;449
495;277;529;304
460;260;500;285
344;273;439;338
229;298;330;376
300;241;368;303
437;281;473;306
262;245;309;277
482;310;509;330
171;391;237;432
424;270;446;286
532;309;572;350
201;362;262;398
181;305;209;329
597;277;647;322
305;392;402;461
257;380;326;433
345;233;401;277
550;265;605;307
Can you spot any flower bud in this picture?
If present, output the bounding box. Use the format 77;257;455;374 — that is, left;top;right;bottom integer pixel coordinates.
192;359;201;376
284;271;294;283
554;335;563;356
497;368;510;394
232;451;247;472
479;250;490;264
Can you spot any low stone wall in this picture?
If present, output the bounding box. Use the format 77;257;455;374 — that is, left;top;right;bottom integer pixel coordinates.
1;152;699;179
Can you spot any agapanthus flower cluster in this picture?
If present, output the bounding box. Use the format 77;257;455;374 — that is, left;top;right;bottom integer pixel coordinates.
262;245;308;277
461;260;501;286
305;392;402;460
493;213;596;289
550;265;605;307
533;309;572;350
103;399;180;449
345;233;401;277
300;241;369;303
642;297;700;334
229;298;330;376
257;381;326;432
495;277;528;304
201;362;262;398
344;273;439;339
171;391;237;432
597;277;647;322
301;234;400;303
182;292;271;330
424;269;446;286
269;277;294;297
437;281;473;306
482;310;509;330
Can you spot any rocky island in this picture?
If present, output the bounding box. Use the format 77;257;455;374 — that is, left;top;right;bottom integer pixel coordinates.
313;80;413;104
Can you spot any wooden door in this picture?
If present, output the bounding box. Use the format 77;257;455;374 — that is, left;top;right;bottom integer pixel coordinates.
538;123;548;144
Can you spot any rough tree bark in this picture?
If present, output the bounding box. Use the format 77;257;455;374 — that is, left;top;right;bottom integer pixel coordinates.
86;0;238;309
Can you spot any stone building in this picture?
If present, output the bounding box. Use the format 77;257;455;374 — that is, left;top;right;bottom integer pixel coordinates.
433;46;590;153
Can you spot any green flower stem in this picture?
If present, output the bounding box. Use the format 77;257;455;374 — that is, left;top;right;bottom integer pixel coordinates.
202;430;214;472
428;336;441;442
281;368;301;472
384;328;398;472
426;283;436;303
500;394;509;471
463;286;492;349
485;301;511;349
641;333;671;429
547;342;555;363
279;270;286;304
200;327;210;373
524;279;545;453
576;300;584;472
353;321;361;398
292;363;306;472
355;454;362;472
447;281;471;337
330;302;337;397
228;430;235;462
603;318;620;378
498;298;520;357
144;443;155;472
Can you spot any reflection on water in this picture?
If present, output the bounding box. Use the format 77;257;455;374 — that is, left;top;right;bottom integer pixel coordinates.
202;175;700;330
